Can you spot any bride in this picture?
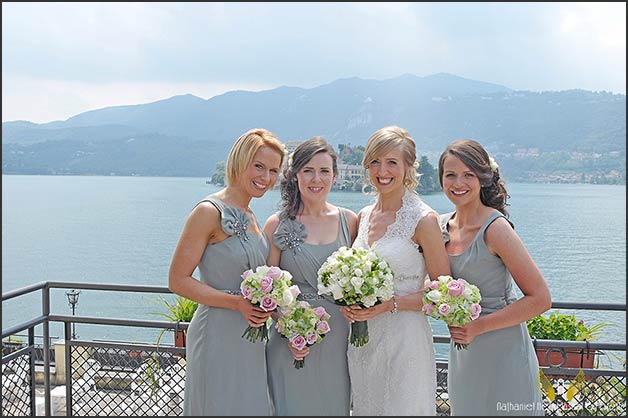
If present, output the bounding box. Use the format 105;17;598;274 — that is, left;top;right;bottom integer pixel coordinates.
342;126;451;415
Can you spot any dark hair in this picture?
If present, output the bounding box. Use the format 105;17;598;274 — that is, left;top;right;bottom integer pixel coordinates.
280;137;338;219
438;139;510;216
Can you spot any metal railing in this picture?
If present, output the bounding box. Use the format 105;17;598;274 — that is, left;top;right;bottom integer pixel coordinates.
2;281;626;416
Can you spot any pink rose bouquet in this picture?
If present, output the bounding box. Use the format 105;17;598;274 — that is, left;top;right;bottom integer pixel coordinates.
275;301;331;369
422;275;482;350
240;265;299;343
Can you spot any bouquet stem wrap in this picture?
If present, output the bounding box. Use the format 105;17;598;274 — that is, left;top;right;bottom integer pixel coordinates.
241;321;269;343
350;320;369;347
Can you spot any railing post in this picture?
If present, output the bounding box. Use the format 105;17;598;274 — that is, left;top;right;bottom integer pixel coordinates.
65;322;72;417
42;285;52;417
28;328;36;416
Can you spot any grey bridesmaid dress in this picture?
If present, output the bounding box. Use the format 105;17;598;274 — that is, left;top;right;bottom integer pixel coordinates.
183;196;272;416
441;211;543;416
265;209;352;416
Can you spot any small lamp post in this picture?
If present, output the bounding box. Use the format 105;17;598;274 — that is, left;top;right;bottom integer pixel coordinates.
65;289;81;339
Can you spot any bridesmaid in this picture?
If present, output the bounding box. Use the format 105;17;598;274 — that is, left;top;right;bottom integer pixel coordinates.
438;139;551;416
168;128;285;416
264;137;358;416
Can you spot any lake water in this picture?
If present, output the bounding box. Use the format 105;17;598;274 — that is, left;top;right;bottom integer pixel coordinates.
2;175;625;360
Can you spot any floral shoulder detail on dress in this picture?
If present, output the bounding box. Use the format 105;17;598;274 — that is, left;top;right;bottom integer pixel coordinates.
220;206;250;241
273;214;307;253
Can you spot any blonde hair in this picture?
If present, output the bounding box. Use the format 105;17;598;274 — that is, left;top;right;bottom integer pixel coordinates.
226;128;285;186
362;126;420;192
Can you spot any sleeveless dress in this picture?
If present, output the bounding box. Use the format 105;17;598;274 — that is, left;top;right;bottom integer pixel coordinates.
348;190;437;416
183;196;272;416
266;208;352;416
440;211;543;416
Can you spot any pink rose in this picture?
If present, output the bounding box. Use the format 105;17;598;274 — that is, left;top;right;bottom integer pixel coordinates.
316;320;331;334
241;269;253;280
260;276;274;293
241;286;252;299
438;303;451;316
290;335;307;350
260;297;278;312
423;303;434;316
429;281;440;290
307;333;318;345
471;303;482;320
313;306;327;319
289;285;301;299
447;280;465;297
267;266;283;280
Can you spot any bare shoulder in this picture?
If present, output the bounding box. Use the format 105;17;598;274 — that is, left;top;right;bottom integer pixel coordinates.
263;213;281;233
417;211;440;229
485;216;516;239
342;207;359;224
485;215;520;252
182;200;222;241
190;201;221;224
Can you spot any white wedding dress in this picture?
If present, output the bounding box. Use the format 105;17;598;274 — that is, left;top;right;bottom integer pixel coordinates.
348;190;437;416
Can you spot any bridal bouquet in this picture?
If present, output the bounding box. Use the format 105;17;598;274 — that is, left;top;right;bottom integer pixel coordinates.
275;301;331;369
240;265;299;343
422;275;482;350
317;246;394;347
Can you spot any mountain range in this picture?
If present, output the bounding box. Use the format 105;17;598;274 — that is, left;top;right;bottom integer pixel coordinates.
2;73;625;182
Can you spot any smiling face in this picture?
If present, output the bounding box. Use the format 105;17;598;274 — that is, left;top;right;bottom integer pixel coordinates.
240;146;283;198
295;151;335;202
366;146;407;195
441;154;482;205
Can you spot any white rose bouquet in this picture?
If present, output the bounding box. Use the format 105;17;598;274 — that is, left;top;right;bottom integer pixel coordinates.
239;265;300;343
422;275;482;349
317;246;394;347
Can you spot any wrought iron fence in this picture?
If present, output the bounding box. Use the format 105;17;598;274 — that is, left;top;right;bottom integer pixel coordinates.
2;281;626;416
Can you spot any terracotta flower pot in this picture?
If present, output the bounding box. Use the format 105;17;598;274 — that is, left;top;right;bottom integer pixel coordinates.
174;329;187;348
535;347;597;380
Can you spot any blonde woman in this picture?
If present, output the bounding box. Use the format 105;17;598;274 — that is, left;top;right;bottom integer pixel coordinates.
342;126;451;415
169;128;285;415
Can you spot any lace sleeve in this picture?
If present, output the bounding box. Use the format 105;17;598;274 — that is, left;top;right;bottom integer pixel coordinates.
387;191;435;241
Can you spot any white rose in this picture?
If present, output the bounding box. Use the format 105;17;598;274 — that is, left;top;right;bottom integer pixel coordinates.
426;290;442;303
330;283;345;300
351;276;364;291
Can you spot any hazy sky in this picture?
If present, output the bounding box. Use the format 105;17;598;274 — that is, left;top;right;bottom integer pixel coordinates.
2;2;625;123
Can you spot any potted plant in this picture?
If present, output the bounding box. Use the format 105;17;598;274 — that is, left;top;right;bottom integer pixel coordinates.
151;295;198;347
2;336;26;356
527;311;609;370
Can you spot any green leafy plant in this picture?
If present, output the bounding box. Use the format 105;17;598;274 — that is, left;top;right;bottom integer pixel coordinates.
2;336;24;344
151;295;198;322
527;312;610;341
150;295;198;345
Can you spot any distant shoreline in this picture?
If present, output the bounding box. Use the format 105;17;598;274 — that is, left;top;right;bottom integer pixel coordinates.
2;172;625;187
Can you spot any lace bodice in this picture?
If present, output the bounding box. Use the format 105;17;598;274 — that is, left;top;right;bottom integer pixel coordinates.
353;190;434;296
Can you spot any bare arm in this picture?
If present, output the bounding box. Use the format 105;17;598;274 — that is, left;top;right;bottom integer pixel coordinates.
394;211;451;313
345;208;359;243
263;214;282;267
449;217;552;344
168;202;270;327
